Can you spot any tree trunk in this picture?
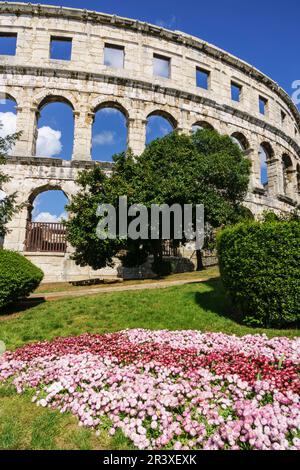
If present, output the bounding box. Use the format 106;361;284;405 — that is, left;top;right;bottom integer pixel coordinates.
196;249;205;271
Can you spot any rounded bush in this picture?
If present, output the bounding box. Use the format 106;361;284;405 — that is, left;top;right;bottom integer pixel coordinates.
152;259;176;277
217;220;300;328
0;250;44;308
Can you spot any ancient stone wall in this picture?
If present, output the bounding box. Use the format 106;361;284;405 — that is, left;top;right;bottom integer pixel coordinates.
0;3;299;281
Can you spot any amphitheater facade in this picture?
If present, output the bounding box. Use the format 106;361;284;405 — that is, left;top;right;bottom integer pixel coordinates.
0;2;300;281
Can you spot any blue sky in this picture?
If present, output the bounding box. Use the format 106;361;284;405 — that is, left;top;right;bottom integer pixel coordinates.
0;0;299;220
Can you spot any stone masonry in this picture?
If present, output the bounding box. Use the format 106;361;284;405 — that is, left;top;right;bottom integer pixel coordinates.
0;2;299;281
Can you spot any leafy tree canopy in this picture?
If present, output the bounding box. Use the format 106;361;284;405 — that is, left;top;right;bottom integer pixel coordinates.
66;129;251;271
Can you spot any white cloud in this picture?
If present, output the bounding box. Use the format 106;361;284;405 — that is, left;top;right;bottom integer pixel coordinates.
33;211;67;223
93;130;116;146
155;15;177;30
153;56;170;78
104;47;124;69
36;126;62;157
0;112;17;138
100;108;120;115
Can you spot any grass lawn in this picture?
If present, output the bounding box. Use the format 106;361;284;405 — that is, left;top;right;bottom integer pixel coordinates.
0;277;298;449
35;266;220;294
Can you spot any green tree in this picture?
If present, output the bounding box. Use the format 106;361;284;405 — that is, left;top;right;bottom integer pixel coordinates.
66;130;251;272
0;128;21;239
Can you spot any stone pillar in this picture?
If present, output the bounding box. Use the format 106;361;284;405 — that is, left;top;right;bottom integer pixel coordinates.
284;167;297;198
14;105;38;156
3;204;28;252
72;110;94;161
248;140;261;190
245;147;258;191
267;157;281;196
127;117;146;156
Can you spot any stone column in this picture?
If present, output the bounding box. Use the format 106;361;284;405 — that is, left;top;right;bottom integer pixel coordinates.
72;110;94;161
14;105;38;156
267;157;281;196
248;139;261;190
3;204;28;252
284;167;297;199
127;117;146;156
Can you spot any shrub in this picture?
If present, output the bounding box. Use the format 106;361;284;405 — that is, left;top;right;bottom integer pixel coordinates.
217;220;300;328
0;250;44;309
151;259;176;277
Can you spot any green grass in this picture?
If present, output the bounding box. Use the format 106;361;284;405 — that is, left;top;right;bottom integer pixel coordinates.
1;278;298;351
0;383;132;450
35;266;220;294
0;277;298;450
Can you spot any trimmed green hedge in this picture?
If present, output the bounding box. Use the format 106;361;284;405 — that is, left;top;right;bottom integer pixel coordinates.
217;220;300;328
0;250;44;309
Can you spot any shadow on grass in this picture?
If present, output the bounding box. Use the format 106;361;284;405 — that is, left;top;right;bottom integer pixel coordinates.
193;278;244;324
0;298;46;317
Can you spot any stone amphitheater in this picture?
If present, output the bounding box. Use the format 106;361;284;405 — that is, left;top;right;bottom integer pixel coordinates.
0;2;299;281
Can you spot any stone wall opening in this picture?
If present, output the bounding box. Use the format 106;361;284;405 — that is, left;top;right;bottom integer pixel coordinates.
192;121;214;133
231;132;249;151
0;95;17;153
282;154;294;197
25;188;68;253
146;111;176;145
92;104;127;161
259;142;274;189
35;97;74;160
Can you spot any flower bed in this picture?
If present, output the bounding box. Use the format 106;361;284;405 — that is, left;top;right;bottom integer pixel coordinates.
0;329;299;450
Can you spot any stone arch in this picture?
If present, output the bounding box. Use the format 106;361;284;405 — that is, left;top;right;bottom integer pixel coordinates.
259;141;274;187
91;101;128;161
34;94;75;160
0;91;18;104
27;183;69;220
33;91;76;111
0;92;18;152
145;109;177;145
192;120;214;132
231;132;249;151
282;153;294;196
146;109;178;129
28;184;69;205
297;163;300;194
25;185;69;253
92;99;129;120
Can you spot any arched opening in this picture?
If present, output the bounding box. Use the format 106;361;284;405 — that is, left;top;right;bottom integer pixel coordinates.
92;104;128;162
0;95;17;153
35;97;74;160
231;132;249;151
146;111;176;145
192;121;214;133
25;188;68;253
282;154;294;196
259;142;274;188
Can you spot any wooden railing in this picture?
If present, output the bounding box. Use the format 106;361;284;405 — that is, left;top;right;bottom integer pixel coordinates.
25;222;67;253
162;240;179;257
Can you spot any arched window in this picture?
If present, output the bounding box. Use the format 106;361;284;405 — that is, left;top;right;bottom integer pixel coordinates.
231;132;249;151
92;105;127;161
25;188;68;253
146;111;176;145
282;154;293;196
36;97;74;160
259;142;274;188
0;95;17;153
192;121;214;133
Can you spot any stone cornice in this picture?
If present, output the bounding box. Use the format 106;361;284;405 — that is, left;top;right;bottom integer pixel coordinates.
1;64;300;158
1;2;299;130
5;155;114;170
